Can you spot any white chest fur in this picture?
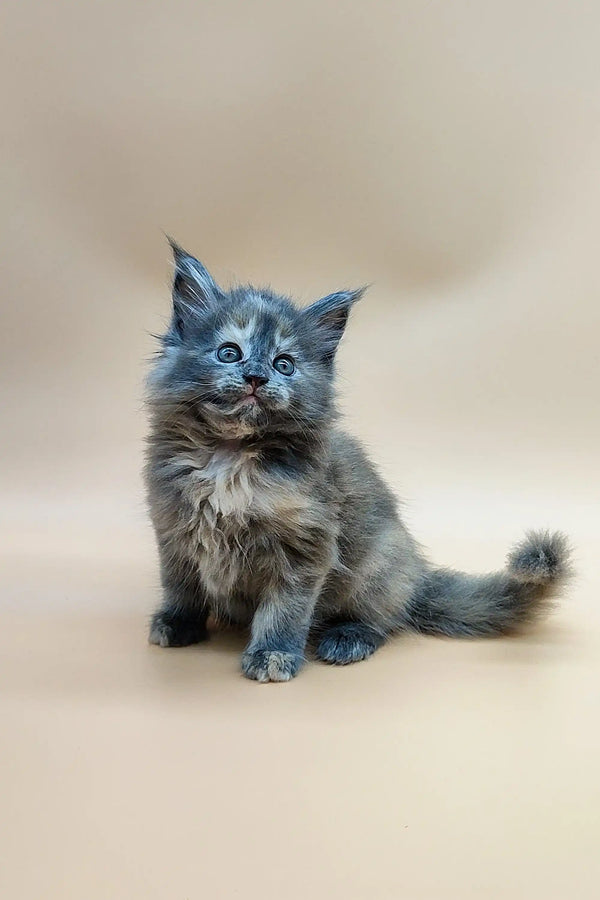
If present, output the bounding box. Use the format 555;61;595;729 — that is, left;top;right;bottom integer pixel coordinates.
200;446;257;521
174;447;261;599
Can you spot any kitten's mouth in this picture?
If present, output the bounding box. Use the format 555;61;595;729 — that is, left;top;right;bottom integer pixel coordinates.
202;388;272;424
236;386;264;408
231;390;264;417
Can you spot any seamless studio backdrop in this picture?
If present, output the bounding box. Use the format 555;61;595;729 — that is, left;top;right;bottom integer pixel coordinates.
1;2;599;899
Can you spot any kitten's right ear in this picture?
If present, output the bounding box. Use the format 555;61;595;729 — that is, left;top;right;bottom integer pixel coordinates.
167;237;223;336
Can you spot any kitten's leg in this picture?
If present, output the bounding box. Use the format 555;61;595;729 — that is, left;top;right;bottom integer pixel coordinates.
315;621;385;665
241;585;319;683
149;556;209;648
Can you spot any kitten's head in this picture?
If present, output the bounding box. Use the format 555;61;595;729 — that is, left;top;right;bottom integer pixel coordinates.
148;241;364;440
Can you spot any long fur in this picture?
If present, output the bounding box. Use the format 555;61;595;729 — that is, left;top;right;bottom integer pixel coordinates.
145;243;573;682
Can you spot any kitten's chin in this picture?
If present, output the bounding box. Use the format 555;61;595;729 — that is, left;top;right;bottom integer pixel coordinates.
235;395;260;411
235;402;262;424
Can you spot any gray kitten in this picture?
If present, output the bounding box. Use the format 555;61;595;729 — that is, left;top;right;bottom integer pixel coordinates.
145;241;572;682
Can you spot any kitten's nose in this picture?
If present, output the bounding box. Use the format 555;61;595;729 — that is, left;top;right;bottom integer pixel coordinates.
243;373;269;390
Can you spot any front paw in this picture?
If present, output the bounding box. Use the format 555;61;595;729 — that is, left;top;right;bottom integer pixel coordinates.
149;610;208;647
241;649;303;683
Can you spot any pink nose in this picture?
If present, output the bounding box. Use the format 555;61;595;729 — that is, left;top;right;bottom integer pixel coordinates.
244;374;268;391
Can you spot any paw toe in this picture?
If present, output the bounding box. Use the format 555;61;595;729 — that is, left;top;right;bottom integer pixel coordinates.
149;620;173;647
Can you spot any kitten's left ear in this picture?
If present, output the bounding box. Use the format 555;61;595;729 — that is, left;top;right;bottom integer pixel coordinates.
302;287;366;361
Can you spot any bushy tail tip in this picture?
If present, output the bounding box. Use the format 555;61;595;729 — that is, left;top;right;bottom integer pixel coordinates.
506;530;573;585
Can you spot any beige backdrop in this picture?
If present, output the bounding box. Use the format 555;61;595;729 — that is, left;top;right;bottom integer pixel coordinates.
1;2;599;898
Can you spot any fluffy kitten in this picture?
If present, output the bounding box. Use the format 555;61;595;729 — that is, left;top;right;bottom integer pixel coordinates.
145;241;572;682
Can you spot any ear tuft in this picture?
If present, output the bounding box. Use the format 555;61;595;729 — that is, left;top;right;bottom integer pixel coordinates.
166;237;223;337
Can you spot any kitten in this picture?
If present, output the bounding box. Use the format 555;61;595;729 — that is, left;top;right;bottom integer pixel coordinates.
145;241;572;682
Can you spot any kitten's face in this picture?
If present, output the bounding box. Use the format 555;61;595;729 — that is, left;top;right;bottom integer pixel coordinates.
194;303;301;426
148;243;363;439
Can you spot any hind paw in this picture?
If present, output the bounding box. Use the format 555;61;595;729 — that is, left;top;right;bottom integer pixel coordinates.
316;623;384;665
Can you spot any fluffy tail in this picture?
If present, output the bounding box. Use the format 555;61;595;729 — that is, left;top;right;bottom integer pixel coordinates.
406;531;573;637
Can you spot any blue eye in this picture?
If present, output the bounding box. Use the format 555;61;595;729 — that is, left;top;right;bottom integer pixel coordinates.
273;354;295;376
217;343;242;363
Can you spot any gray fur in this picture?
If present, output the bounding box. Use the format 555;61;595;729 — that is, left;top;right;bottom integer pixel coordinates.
145;243;573;682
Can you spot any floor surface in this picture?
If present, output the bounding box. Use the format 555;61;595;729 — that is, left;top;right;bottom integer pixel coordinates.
1;535;598;899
